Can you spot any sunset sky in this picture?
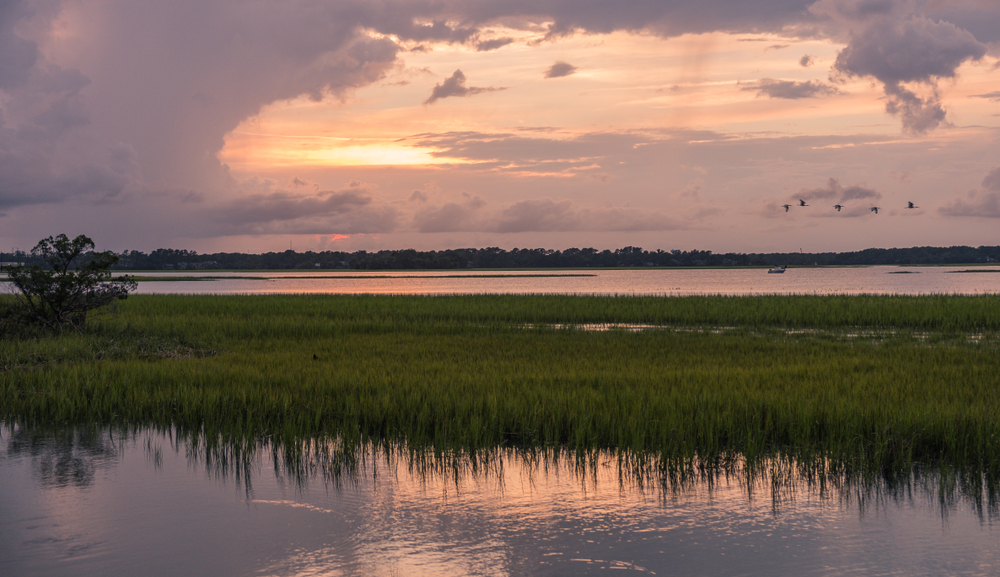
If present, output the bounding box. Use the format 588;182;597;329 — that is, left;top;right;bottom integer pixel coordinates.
2;0;998;254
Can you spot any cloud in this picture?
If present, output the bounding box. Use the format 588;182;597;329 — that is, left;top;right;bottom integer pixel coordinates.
880;84;947;134
290;177;318;189
809;0;905;24
937;167;1000;218
408;191;687;234
830;13;988;133
476;37;514;51
798;177;881;201
544;61;578;79
742;78;840;99
792;178;882;216
413;195;487;232
488;198;683;233
939;192;1000;218
902;1;1000;44
3;0;997;250
799;54;814;67
511;0;819;39
982;166;1000;192
833;17;986;84
226;189;370;224
405;130;618;173
1;0;409;214
0;3;39;91
974;91;1000;102
392;19;477;43
490;198;579;232
215;185;397;234
0;3;137;210
424;69;505;104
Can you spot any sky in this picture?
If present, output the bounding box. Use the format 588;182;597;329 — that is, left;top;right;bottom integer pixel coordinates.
1;0;999;254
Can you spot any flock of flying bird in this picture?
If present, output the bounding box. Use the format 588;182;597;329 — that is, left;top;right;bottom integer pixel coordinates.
781;199;919;214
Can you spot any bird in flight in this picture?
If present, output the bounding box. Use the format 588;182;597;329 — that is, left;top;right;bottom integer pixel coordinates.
798;199;808;207
833;204;843;212
906;201;918;209
870;206;880;214
782;204;792;212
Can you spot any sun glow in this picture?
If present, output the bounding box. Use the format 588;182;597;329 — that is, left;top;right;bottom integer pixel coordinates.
219;132;468;168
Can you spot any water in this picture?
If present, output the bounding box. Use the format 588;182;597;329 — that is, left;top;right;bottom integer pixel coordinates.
2;426;999;577
129;266;1000;296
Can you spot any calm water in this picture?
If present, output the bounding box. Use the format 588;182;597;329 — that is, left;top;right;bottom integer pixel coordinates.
2;426;998;577
130;266;1000;296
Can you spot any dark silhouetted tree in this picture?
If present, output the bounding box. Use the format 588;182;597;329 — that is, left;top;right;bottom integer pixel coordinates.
4;234;137;330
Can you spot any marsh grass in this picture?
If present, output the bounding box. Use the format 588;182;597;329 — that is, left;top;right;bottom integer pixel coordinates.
2;293;1000;499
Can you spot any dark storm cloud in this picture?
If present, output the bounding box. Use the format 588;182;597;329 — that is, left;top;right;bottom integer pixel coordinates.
544;62;578;79
828;9;988;133
424;70;505;104
0;5;133;212
811;0;900;22
0;1;38;90
1;0;411;214
742;78;840;99
474;0;817;39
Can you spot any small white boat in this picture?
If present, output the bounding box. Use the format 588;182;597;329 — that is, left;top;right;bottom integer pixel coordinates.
768;266;786;274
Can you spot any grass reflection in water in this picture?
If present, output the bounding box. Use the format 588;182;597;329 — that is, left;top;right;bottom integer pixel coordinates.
4;422;998;519
2;293;1000;512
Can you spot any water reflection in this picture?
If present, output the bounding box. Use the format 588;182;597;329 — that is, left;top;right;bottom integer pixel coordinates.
5;426;121;489
2;424;999;576
130;266;1000;296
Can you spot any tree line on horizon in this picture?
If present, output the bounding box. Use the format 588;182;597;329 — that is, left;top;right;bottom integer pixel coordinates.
4;245;1000;270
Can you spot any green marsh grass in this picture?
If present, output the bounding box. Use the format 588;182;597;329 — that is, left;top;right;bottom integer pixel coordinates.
3;293;1000;500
